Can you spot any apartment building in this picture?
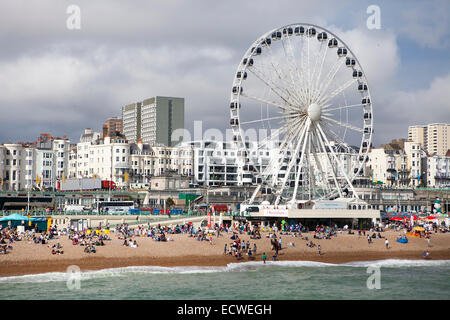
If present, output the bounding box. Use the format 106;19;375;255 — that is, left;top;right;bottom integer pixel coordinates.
408;123;450;156
122;96;184;146
368;139;423;187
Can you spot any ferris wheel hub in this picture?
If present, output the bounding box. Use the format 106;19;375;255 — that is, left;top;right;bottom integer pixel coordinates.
307;103;322;121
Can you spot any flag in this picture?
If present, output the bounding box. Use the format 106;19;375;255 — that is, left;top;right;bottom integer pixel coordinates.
0;176;3;186
62;172;66;183
36;174;40;185
124;172;129;182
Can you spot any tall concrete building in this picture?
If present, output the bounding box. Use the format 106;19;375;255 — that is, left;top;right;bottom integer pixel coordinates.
408;123;450;156
122;102;142;143
122;96;184;146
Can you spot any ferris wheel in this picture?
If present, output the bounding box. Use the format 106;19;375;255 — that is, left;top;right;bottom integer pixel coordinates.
229;23;373;207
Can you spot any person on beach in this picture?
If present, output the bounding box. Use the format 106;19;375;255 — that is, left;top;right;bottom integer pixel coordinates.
262;252;267;264
253;243;257;255
385;239;389;249
427;235;431;247
318;245;322;255
224;244;227;254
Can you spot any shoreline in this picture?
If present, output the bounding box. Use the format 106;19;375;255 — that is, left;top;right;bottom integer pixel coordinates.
2;249;450;277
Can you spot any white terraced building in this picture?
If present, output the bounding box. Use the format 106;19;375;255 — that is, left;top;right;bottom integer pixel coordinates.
68;129;194;189
0;144;26;191
368;140;423;187
180;140;364;189
424;155;450;188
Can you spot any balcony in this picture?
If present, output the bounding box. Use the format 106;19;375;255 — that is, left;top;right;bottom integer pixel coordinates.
114;162;130;169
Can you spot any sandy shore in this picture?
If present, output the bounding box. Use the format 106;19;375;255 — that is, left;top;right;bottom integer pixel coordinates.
1;229;450;277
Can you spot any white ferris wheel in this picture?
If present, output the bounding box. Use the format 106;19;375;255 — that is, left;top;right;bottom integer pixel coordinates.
229;23;373;207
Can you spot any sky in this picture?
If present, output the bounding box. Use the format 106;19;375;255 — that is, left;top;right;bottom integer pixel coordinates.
0;0;448;147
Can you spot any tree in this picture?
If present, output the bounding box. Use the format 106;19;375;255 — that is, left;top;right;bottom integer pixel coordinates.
166;197;175;218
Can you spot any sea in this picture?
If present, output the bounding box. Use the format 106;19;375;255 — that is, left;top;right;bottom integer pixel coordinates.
1;259;449;300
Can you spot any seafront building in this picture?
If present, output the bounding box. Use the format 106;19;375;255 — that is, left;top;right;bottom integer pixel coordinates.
423;154;450;188
102;117;123;138
0;134;71;191
122;96;184;146
408;123;450;156
367;139;423;187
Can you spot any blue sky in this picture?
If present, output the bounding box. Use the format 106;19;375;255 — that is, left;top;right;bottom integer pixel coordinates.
0;0;448;147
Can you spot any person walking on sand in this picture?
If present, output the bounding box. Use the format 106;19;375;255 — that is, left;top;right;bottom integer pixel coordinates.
427;235;431;247
224;243;227;254
262;252;267;264
318;245;322;255
385;239;389;249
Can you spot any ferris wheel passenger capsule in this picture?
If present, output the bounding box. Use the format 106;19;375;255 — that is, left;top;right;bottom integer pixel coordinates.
236;71;247;80
358;83;368;92
230;102;241;109
362;97;371;105
232;86;243;95
337;47;348;57
345;57;356;67
353;70;363;78
307;28;316;37
317;32;328;41
328;38;338;47
294;26;305;35
242;58;253;66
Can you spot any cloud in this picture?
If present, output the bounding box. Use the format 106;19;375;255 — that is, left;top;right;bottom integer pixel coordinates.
374;73;450;145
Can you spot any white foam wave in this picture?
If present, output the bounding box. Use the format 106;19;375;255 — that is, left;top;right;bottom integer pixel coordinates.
1;259;449;284
340;259;450;268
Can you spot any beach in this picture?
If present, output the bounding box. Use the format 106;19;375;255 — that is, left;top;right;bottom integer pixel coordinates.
1;229;449;277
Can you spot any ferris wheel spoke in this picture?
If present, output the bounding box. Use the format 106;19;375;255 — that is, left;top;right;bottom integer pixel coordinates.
316;123;360;199
321;116;364;133
312;123;344;198
315;58;346;104
290;120;312;203
240;114;296;125
264;43;304;105
256;126;288;151
323;103;364;113
318;78;358;106
241;92;296;112
309;127;333;195
275;119;310;205
270;118;306;185
268;118;305;186
247;67;299;109
284;35;308;104
312;43;330;100
280;39;302;99
320;123;352;152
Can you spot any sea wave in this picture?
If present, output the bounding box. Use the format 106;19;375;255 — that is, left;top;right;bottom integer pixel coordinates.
1;259;449;284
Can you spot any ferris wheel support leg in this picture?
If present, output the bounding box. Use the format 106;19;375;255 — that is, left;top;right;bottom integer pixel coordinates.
274;118;309;206
248;185;261;205
290;120;312;205
313;124;344;198
316;123;360;200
